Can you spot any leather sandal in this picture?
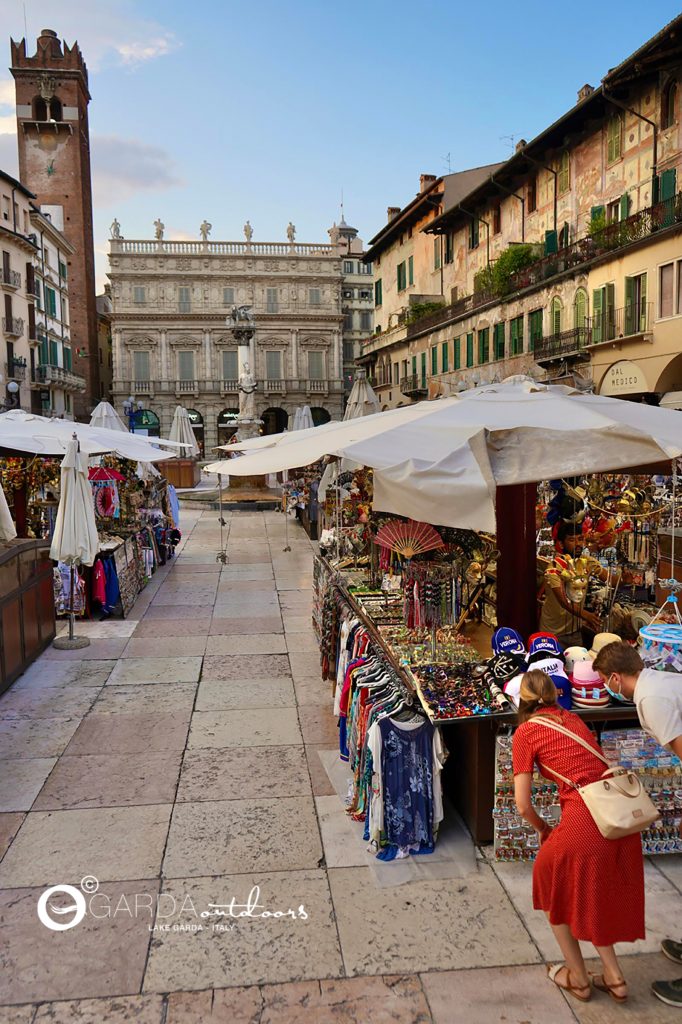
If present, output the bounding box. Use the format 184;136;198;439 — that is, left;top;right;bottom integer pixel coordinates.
547;964;592;1002
591;973;628;1003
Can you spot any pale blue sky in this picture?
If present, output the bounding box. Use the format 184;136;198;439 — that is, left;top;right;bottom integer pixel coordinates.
0;0;680;288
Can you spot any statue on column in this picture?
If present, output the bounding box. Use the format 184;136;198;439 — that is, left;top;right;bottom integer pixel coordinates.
199;220;212;242
154;218;165;241
110;218;122;239
287;221;296;244
238;361;257;420
243;220;253;242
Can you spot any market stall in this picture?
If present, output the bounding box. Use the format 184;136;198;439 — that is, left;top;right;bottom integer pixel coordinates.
206;378;682;855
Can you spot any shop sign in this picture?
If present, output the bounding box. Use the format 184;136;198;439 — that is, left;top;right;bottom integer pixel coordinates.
599;360;648;396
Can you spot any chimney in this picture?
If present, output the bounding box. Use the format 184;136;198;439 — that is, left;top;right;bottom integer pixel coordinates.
387;206;401;222
420;173;437;192
515;139;527;153
577;84;594;102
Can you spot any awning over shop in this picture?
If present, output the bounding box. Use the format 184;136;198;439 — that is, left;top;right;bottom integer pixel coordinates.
599;360;649;397
660;391;682;410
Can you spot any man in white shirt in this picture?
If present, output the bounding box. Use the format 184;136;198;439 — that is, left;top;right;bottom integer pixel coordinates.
593;641;682;1008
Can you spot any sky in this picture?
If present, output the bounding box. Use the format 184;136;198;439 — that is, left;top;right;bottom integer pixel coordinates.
0;0;680;291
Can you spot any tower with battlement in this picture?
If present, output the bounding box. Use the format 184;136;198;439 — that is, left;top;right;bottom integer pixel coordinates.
10;28;99;414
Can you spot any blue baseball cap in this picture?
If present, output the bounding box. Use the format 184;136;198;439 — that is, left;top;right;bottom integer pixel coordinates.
528;632;564;658
492;626;526;657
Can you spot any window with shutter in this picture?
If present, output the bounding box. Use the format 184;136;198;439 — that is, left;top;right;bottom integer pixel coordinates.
478;328;489;364
308;351;324;379
26;262;34;295
445;233;454;263
223;287;235;305
453;338;461;370
397;262;406;291
63;346;72;371
528;310;543;350
662;79;678;130
606;283;616;339
466;333;474;367
493;322;505;360
659;168;677;227
607;115;622;164
492;205;501;235
49;339;59;367
441;341;449;373
619;193;631;220
178;350;194;380
624;273;647;334
433;238;441;269
431;347;438;375
510;315;524;355
360;311;371;331
420;352;427;387
266;350;282;379
468;219;479;250
550;297;562;336
527;178;537;213
35;280;42;310
374;280;382;307
678;261;682;315
574;289;588;336
133;286;146;305
266;288;278;313
222;350;238;380
28;304;35;340
592;288;604;343
558;152;570;194
408;255;414;285
544;230;558;255
309;288;321;305
178;287;191;313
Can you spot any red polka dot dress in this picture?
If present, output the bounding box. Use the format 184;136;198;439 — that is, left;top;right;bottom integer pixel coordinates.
512;706;644;947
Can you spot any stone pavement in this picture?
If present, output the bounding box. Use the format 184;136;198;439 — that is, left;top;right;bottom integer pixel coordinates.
0;509;681;1023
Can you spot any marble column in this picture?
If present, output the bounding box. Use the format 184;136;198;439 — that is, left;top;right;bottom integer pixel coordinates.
160;330;169;380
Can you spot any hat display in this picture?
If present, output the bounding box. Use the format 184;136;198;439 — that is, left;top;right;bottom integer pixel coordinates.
528;632;564;659
564;646;590;676
551;672;572;710
588;632;621;660
492;626;526;657
570;659;610;707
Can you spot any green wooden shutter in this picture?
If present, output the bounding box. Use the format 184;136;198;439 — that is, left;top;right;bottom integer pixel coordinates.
478;328;489;364
494;323;505;360
607;116;621;164
590;205;605;221
39;335;48;364
544;230;558;255
639;273;647;331
619;193;631;220
466;333;474;367
49;339;59;366
454;338;461;370
411;355;417;378
592;288;603;343
408;255;414;286
660;168;677;200
421;351;427;387
431;346;438;375
606;283;615;340
441;341;449;373
63;346;72;371
624;277;635;335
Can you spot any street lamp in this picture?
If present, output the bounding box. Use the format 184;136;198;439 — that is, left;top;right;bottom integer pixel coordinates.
0;378;20;411
122;395;144;431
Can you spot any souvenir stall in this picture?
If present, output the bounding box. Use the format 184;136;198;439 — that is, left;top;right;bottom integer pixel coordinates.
208;379;682;852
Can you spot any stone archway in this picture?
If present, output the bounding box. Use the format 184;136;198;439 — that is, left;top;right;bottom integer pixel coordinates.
131;408;160;437
261;407;288;435
217;408;239;447
186;409;204;458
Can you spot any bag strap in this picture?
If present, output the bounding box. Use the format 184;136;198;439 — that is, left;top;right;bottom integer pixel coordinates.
532;715;611;768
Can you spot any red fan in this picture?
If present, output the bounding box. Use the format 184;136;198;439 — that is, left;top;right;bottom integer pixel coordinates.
374;519;445;559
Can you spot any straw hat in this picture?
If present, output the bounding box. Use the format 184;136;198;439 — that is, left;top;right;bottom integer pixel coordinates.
588;632;621;660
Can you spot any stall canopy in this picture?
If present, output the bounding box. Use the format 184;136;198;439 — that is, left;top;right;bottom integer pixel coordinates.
205;379;682;532
0;409;188;462
169;405;200;458
344;369;381;420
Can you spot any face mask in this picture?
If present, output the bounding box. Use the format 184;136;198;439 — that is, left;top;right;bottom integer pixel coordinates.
604;674;631;704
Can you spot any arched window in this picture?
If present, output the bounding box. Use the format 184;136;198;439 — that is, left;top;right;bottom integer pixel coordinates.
261;407;288;435
217;408;239;446
662;79;678;130
32;96;48;121
574;289;588;345
131;408;160;437
186;409;204;458
49;97;63;122
550;296;563;337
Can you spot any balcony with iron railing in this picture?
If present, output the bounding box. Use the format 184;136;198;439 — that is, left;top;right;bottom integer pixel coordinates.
5;358;27;380
404;193;682;340
0;267;21;289
533;327;592;363
586;302;652;346
400;374;428;399
2;316;24;337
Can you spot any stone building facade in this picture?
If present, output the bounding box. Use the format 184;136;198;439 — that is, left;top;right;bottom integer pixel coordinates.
328;217;373;392
11;28;100;416
0;170;37;411
96;285;113;402
108;236;345;452
360;16;682;411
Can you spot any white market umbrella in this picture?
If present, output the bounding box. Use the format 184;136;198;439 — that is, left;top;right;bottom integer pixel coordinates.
169;405;200;458
89;401;128;432
344;369;381;420
0;481;16;542
0;409;187;462
50;435;100;649
298;405;314;431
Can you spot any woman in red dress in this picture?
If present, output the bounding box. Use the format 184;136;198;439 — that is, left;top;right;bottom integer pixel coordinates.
513;670;644;1002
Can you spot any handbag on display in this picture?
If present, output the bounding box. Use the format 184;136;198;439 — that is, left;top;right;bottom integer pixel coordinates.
533;716;660;839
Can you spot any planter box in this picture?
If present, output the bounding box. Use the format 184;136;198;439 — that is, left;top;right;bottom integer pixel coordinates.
156;459;201;489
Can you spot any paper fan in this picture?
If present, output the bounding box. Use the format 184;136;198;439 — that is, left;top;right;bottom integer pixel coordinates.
374;519;445;559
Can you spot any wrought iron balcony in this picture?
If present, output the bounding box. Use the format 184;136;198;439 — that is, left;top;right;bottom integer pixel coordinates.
0;267;21;289
5;358;27;380
400;374;428;399
586;303;652;345
2;316;24;337
533;327;591;363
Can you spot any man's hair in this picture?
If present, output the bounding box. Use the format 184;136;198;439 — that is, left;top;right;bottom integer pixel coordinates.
556;521;580;543
593;641;643;677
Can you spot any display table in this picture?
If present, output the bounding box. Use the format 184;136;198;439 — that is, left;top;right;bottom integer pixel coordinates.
0;539;55;695
315;554;639;844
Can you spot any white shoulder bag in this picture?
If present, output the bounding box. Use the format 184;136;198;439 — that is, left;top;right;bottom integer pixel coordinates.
533;716;660;839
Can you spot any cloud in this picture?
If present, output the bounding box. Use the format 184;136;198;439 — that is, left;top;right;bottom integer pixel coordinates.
91;135;184;206
0;134;18;177
7;1;180;70
0;81;15;107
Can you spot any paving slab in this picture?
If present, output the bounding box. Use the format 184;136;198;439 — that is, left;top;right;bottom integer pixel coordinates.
282;614;315;633
12;661;116;690
201;654;291;680
163;796;322;876
0;686;99;720
43;639;129;660
142;604;215;620
0;805;172;887
0;813;24;861
209;617;283;635
63;712;191;755
329;863;540;975
122;637;208;658
205;633;287;655
298;706;340;746
0;717;82;759
33;751;183;810
575;952;682;1023
195;677;296;711
421;964;575;1024
293;676;330;706
177;746;311;803
305;745;338;797
188;708;302;748
32;994;165;1024
0;880;160;1004
91;683;198;715
106;657;203;686
56;620;138;639
143;870;343;992
0;757;57;811
133;618;212;637
652;854;682;894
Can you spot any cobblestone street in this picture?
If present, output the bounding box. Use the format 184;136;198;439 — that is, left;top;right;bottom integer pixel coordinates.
1;510;681;1023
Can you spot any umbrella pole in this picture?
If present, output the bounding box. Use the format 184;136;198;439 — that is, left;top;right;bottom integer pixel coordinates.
68;563;75;642
53;560;90;650
283;487;291;552
216;473;228;564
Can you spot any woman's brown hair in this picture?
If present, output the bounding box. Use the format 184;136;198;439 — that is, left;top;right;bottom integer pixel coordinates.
517;669;559;724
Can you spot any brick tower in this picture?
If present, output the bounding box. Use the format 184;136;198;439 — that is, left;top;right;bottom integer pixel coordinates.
10;28;99;415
